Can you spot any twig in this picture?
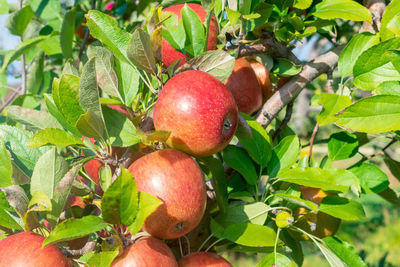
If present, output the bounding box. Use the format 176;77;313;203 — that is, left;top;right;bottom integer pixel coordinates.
0;90;19;113
272;101;293;140
19;0;26;94
111;147;137;183
325;69;334;94
75;0;96;68
308;123;319;161
349;138;397;168
361;0;386;33
63;241;96;257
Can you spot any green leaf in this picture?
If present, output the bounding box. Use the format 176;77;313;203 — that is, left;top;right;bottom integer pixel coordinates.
327;168;360;193
43;216;107;247
182;3;205;57
237;113;272;168
312;0;371;22
222;145;258;185
226;8;241;25
86;250;119;267
328;131;358;161
77;57;105;138
319;196;366;221
127;28;156;74
279;167;348;192
38;35;62;55
353;38;400;90
27;128;84;148
31;0;60;21
6;106;62;130
0;0;9;14
2;185;29;218
30;147;69;200
26;51;44;94
390;50;400;74
380;0;400;41
101;168;138;225
60;7;76;58
294;0;312;9
216;202;270;226
86;10;131;63
384;155;400;183
274;192;318;211
185;50;235;82
257;253;297;267
102;106;140;147
0;191;23;230
336;95;400;133
338;33;380;77
317;93;352;126
128;192;162;235
220;222;277;247
161;11;186;51
5;5;34;36
268;135;300;178
324;236;367;267
0;139;13;188
271;58;302;77
115;58;140;107
349;162;389;194
378;187;400;207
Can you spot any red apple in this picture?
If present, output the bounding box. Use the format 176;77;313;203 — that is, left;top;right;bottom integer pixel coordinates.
111;236;178;267
65;194;85;209
162;3;218;67
128;149;206;239
246;57;274;100
179;252;232;267
224;57;263;115
0;232;71;267
153;70;238;156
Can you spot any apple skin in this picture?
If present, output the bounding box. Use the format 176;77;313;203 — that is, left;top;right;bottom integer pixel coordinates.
0;232;71;267
112;236;178;267
224;57;263;115
246;57;274;100
298;186;328;205
128;149;206;239
162;3;218;67
153;70;238;157
179;252;232;267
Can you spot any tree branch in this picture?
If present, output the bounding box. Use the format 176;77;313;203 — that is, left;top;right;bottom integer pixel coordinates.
75;0;96;68
361;0;386;33
256;45;344;128
272;101;293;140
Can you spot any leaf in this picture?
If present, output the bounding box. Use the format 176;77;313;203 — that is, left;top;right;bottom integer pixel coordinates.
0;139;13;188
317;93;352;126
222;145;258;185
86;250;119;267
60;7;76;58
30;148;69;200
6;106;61;130
184;50;235;82
226;8;241;25
43;216;107;247
5;5;34;36
257;253;297;267
0;191;23;230
30;0;61;21
24;190;52;232
324;236;367;267
328;131;358;161
294;0;312;9
128;192;162;235
216;202;270;226
268;135;300;178
62;59;80;76
380;0;400;41
102;106;140;147
273;192;318;211
27;128;84;148
319;196;366;221
115;58;140;107
161;10;186;51
0;125;49;177
310;237;346;267
378;187;400;207
219;222;277;247
236;113;272;168
26;51;44;94
335;95;400;133
312;0;371;22
271;58;302;76
327;168;360;193
349;162;389;194
384;155;400;183
182;3;205;57
38;35;62;55
279;167;348;192
127;28;156;74
86;10;131;63
101;168;138;225
1;185;29;218
0;0;9;14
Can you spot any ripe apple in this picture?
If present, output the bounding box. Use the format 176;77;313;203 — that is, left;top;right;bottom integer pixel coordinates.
128;149;206;239
245;57;274;100
224;57;263;114
277;76;290;89
179;252;232;267
111;236;178;267
298;186;328;205
153;70;238;156
162;3;218;67
0;232;71;267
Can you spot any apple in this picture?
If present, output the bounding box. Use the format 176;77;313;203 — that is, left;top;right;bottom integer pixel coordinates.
107;104;130;117
298;186;328;205
111;236;178;267
153;70;238;156
277;76;290;89
245;57;274;100
65;194;85;209
128;149;206;239
0;232;71;267
162;3;218;67
224;57;263;115
179;252;232;267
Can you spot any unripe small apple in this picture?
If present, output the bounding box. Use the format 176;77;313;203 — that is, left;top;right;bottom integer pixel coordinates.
111;236;178;267
224;57;263;115
154;70;238;156
128;149;206;239
0;232;71;267
179;252;232;267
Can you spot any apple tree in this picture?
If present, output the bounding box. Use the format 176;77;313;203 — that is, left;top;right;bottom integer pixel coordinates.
0;0;399;266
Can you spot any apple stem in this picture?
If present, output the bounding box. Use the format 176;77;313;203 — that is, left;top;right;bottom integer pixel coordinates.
197;233;214;252
205;238;224;252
